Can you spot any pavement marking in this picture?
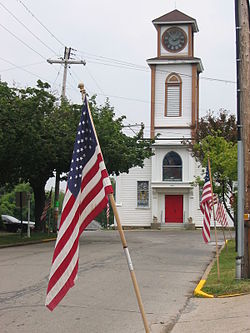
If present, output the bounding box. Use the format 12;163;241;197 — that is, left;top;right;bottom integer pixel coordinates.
194;279;214;298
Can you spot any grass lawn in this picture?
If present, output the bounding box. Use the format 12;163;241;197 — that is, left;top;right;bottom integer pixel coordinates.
0;231;56;246
202;240;250;296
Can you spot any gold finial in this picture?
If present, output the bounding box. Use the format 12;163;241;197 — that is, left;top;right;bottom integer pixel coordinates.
78;82;86;102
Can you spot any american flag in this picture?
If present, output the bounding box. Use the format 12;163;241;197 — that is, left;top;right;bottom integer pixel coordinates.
216;200;228;227
40;190;52;223
200;166;213;243
45;96;113;311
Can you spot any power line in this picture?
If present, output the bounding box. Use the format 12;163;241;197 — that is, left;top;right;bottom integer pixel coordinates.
0;56;54;83
0;1;58;55
77;50;236;84
0;22;47;60
77;50;147;70
16;0;65;48
0;60;45;73
84;66;105;95
52;65;63;87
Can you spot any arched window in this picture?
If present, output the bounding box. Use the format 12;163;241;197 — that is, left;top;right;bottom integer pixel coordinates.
165;73;182;117
163;151;182;181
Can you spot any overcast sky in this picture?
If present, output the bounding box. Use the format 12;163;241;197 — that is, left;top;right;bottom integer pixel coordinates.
1;0;237;139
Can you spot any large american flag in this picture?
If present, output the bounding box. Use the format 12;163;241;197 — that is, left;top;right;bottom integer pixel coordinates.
45;96;113;311
200;166;213;243
216;200;228;227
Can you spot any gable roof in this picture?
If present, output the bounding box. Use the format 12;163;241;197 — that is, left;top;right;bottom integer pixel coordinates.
152;9;198;32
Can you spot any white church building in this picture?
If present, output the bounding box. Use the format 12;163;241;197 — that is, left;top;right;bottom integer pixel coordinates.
116;10;205;228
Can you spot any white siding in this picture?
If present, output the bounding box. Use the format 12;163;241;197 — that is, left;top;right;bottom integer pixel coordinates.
154;64;192;132
154;128;192;139
115;159;152;227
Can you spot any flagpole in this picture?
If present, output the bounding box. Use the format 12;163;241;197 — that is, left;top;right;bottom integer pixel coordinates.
208;158;220;280
78;83;150;333
221;222;228;251
109;194;150;333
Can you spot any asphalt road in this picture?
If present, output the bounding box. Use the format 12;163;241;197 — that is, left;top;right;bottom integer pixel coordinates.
0;229;225;333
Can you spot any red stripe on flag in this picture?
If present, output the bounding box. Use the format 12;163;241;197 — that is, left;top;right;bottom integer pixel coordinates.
52;202;79;264
47;234;80;294
46;259;78;311
45;97;113;311
81;153;103;191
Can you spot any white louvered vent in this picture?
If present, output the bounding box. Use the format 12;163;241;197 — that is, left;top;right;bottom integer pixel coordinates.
166;86;180;116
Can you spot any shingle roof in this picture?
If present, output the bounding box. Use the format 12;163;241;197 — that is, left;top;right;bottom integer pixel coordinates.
152;9;198;32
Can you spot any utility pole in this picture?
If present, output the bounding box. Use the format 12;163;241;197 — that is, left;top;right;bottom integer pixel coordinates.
235;0;250;279
47;47;86;230
240;0;250;278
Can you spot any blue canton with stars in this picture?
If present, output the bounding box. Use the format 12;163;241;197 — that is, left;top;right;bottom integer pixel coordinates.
68;97;97;198
204;166;210;183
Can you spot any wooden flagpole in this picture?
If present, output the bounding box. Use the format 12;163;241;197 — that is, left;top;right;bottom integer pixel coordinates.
78;83;150;333
221;223;228;251
208;158;220;280
109;194;150;333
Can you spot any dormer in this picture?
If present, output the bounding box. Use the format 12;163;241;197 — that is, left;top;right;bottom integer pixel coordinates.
152;9;198;58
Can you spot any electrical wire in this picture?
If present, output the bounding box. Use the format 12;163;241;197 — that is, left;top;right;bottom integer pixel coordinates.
52;65;63;86
85;66;105;95
0;1;58;56
16;0;65;48
0;56;53;83
0;22;47;60
0;60;45;73
76;50;236;84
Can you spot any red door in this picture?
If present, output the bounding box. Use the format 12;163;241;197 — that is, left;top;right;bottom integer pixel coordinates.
165;195;183;223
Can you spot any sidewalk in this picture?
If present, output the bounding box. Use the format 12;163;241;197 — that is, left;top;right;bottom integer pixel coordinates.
170;293;250;333
169;240;250;333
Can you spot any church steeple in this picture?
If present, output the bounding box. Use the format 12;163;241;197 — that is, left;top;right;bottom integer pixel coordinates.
147;10;203;139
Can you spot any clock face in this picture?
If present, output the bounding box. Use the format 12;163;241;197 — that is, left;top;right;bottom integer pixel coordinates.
162;27;187;53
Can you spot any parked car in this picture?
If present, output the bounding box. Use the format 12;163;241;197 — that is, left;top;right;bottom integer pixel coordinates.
1;215;35;232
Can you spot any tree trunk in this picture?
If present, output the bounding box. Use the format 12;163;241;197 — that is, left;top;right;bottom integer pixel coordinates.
31;182;46;231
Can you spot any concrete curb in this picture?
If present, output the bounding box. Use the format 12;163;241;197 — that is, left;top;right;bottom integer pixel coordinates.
194;279;214;298
194;239;249;299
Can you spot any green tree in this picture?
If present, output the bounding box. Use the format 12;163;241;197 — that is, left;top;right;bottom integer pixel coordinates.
0;183;35;221
194;109;237;145
0;81;154;229
188;111;237;223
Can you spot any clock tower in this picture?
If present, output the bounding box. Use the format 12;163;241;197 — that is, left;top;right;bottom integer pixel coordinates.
115;10;205;229
147;9;203;227
147;9;203;139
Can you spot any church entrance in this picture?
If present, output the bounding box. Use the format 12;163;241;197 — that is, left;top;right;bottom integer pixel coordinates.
165;195;183;223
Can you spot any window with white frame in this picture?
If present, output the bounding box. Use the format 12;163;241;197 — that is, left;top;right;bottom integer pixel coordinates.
165;73;182;117
137;181;149;207
163;151;182;181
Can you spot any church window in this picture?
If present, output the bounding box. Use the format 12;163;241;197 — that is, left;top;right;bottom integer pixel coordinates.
163;151;182;181
165;73;182;117
137;181;149;207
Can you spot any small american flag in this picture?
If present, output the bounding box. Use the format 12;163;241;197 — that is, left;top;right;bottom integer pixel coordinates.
40;190;52;223
200;166;213;243
45;96;113;311
209;193;218;210
216;200;228;227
